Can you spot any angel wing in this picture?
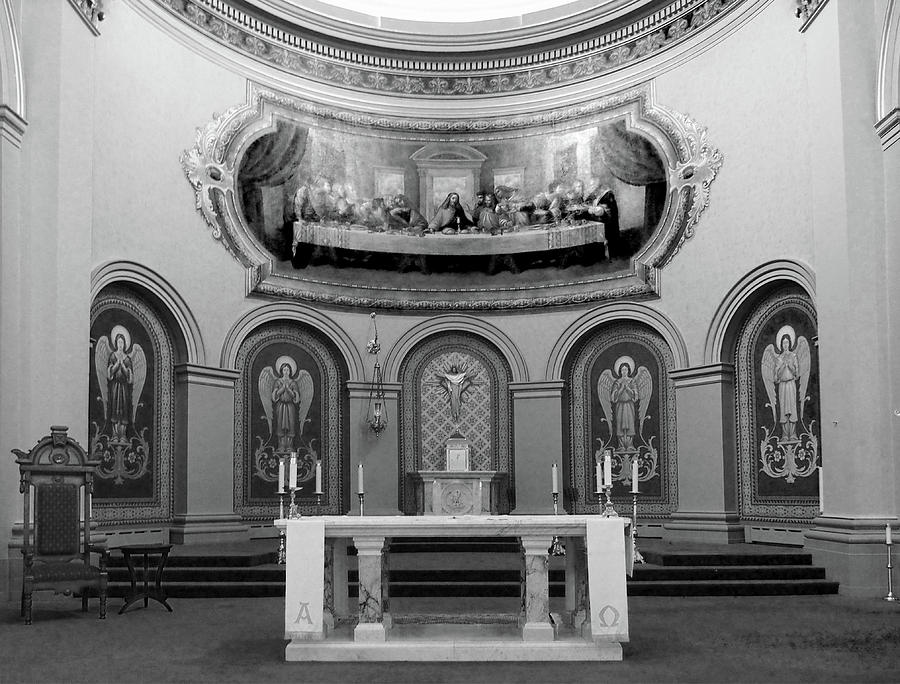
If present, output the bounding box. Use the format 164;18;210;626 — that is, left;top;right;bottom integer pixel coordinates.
295;370;315;439
130;343;147;427
596;369;615;429
258;366;277;439
634;367;654;436
795;336;812;426
760;344;778;425
94;336;112;420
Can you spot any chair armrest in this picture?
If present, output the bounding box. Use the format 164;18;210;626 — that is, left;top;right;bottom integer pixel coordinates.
21;549;34;568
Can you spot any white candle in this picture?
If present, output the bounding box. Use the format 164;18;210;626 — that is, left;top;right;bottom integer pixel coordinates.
604;450;613;489
551;463;559;495
818;466;824;513
887;524;893;546
288;453;297;490
315;460;323;495
595;459;603;493
358;463;364;494
631;458;639;494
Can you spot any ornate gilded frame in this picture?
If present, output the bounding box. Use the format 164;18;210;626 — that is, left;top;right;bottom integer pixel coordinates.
182;82;721;309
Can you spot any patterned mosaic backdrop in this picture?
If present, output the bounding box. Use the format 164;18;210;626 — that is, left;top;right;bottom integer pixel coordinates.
88;288;175;524
234;322;346;519
399;333;513;513
568;323;677;517
736;288;820;522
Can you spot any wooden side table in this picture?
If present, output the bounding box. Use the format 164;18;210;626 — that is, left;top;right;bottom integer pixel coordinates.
118;543;174;614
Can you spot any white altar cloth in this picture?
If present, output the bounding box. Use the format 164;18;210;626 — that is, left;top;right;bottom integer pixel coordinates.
278;514;632;662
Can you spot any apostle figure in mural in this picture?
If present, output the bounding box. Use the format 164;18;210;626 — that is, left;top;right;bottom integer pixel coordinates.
428;193;474;234
597;356;653;451
258;355;315;452
94;325;147;442
761;326;811;443
432;364;480;423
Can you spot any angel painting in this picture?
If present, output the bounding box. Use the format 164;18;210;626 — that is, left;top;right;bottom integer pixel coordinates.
761;326;811;442
258;355;314;452
94;325;147;442
597;356;653;451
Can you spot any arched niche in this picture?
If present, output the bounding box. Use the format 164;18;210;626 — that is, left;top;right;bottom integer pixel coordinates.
89;284;179;524
562;320;677;518
0;0;26;145
396;331;514;514
877;0;900;149
732;286;820;524
232;320;350;518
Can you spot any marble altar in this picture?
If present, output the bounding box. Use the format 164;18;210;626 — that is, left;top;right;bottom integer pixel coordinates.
408;471;507;516
277;515;632;662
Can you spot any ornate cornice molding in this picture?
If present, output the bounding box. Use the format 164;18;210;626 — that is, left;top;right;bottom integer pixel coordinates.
147;0;745;99
181;83;723;311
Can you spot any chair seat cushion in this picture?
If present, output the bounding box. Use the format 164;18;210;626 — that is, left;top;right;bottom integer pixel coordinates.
29;562;101;582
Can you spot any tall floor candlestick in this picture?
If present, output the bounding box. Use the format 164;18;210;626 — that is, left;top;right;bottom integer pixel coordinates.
631;491;644;564
277;484;286;564
886;525;897;602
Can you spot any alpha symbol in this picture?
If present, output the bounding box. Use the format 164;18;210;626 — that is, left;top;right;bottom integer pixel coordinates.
294;601;313;625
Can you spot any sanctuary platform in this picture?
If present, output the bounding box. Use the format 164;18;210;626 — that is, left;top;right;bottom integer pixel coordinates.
277;515;632;662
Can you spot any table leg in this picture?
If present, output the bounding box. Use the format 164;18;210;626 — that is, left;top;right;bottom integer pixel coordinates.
352;536;386;642
119;551;140;615
520;535;555;642
143;552;150;608
154;551;173;612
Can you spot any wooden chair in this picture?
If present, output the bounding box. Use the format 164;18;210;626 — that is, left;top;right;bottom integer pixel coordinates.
13;425;108;624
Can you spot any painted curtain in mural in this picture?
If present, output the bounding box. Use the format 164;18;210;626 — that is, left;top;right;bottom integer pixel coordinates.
234;323;346;518
568;323;677;517
89;288;174;524
736;289;820;521
399;333;513;514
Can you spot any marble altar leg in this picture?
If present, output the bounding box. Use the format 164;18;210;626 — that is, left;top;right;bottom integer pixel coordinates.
333;539;349;618
381;538;392;630
323;539;335;633
565;535;589;635
520;535;555;642
353;536;386;642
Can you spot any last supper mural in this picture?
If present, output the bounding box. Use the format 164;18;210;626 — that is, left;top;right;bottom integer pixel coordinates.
236;118;667;276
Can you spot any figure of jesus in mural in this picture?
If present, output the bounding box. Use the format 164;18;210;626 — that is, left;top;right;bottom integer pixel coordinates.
432;364;480;423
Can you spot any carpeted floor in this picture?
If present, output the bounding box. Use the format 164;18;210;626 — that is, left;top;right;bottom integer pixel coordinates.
2;593;899;683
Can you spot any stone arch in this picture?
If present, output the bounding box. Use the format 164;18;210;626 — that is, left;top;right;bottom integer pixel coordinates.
546;302;688;381
877;0;900;149
0;0;26;142
396;330;515;514
221;302;364;382
91;261;206;366
384;315;528;383
704;259;816;366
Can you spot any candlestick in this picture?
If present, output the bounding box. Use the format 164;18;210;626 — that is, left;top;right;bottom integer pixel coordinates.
631;491;644;564
551;463;559;495
277;488;286;564
549;491;565;556
604;450;613;489
885;539;897;602
315;460;323;496
278;457;285;494
289;452;298;490
631;458;639;494
818;465;824;513
358;492;365;517
357;462;364;495
288;485;300;519
601;482;618;517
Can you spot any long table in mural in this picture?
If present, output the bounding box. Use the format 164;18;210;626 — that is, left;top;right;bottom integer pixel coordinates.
277;515;632;662
293;220;606;256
